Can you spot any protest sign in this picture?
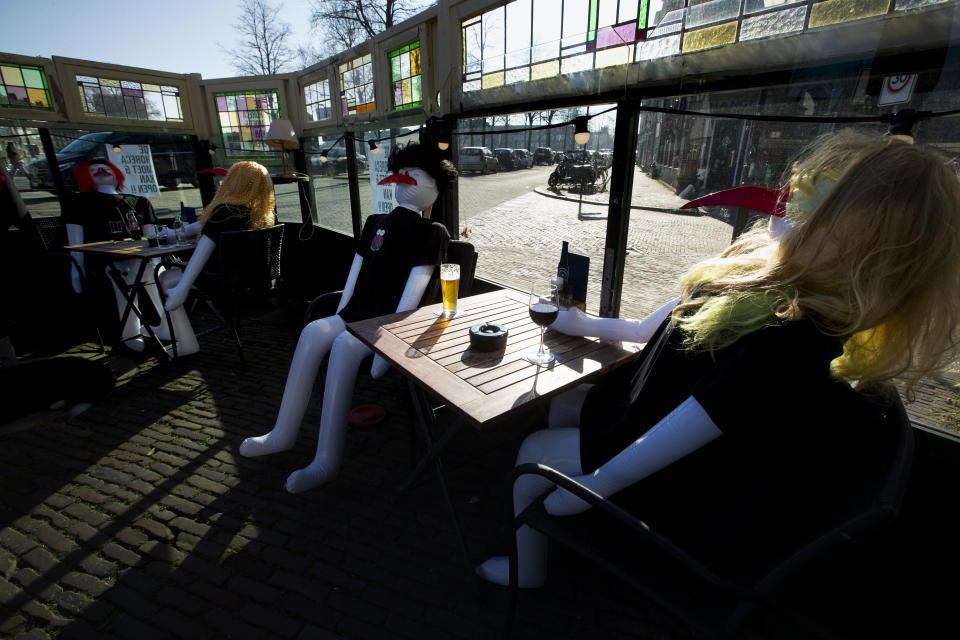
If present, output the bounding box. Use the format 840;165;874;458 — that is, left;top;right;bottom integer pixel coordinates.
368;140;393;215
106;144;160;197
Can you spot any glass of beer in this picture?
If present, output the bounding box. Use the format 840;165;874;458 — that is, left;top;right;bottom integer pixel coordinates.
440;263;460;318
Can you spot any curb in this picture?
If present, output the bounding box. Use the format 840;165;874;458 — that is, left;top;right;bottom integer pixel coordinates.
533;187;701;216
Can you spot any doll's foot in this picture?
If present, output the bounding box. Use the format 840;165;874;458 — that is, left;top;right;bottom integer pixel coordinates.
476;556;546;589
122;336;145;353
285;462;336;493
239;432;296;457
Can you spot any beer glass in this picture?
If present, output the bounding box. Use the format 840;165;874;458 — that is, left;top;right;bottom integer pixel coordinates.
440;263;460;318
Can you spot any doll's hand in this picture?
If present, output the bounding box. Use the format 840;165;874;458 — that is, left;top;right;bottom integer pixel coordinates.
164;284;189;311
543;474;601;516
550;307;589;337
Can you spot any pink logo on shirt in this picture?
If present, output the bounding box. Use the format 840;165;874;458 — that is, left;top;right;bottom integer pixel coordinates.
371;229;385;252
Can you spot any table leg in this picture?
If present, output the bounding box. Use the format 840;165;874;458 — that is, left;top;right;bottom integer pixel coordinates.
406;379;474;574
107;259;173;360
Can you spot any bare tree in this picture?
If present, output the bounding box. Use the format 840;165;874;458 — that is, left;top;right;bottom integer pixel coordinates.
224;0;296;76
308;0;436;56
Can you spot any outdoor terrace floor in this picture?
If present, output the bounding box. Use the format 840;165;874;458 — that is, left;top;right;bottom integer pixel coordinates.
1;303;958;639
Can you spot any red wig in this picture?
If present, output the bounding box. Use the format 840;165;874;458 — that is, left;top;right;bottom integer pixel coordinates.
74;159;125;192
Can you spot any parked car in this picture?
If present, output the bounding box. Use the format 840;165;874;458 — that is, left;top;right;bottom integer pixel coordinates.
493;148;517;170
30;131;197;191
533;147;554;165
511;149;532;169
309;147;367;177
459;147;499;174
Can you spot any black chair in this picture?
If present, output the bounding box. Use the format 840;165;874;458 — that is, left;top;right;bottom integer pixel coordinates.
169;224;284;366
503;385;914;639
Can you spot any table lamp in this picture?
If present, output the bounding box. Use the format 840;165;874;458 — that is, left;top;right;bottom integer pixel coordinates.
265;119;299;178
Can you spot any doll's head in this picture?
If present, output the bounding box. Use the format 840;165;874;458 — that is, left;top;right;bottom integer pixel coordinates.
677;130;960;394
378;143;458;213
74;159;125;194
200;161;275;229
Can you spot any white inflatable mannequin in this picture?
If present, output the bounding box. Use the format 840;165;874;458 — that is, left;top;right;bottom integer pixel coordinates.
66;164;164;352
239;164;446;493
478;215;795;588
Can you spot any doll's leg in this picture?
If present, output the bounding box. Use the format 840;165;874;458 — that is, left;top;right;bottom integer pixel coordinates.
476;428;583;588
108;259;144;352
547;383;594;429
239;315;346;458
156;268;199;356
284;331;371;493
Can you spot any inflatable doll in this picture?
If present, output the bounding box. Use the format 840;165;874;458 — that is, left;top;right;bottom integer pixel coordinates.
478;131;960;588
161;161;276;357
64;159;162;352
239;143;457;493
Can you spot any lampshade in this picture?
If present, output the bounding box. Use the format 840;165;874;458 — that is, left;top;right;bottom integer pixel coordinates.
264;119;299;149
573;116;590;145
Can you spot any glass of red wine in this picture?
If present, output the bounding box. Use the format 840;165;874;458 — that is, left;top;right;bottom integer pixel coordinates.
525;283;559;366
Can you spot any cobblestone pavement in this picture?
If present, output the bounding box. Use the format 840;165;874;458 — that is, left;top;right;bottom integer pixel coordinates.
1;304;858;640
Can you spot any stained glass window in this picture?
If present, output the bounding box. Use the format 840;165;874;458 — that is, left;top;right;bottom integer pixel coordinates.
305;79;332;122
214;89;281;155
461;0;919;89
76;76;182;121
339;54;375;116
0;63;52;110
389;41;422;111
462;0;647;92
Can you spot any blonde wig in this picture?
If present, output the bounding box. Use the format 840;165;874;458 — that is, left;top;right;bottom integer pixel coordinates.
674;130;960;397
200;161;276;229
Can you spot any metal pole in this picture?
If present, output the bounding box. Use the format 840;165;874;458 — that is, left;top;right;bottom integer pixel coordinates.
38;128;69;207
599;101;640;319
293;142;317;224
344;131;362;239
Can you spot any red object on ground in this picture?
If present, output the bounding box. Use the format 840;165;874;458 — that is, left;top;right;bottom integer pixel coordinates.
680;185;790;217
348;403;387;428
198;167;229;176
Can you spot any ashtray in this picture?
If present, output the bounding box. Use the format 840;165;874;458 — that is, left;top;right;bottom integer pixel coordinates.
469;322;508;352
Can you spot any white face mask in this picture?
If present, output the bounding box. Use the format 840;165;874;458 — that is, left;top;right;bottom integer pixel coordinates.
91;167;118;193
394;168;438;213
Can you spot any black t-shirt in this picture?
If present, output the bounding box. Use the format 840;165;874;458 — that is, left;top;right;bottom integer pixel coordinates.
63;191;157;243
201;203;253;244
576;318;891;580
338;207;450;323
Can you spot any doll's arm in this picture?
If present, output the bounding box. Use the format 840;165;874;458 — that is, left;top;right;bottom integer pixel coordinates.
336;254;364;313
542;396;721;516
66;223;85;294
183;221;202;237
163;235;216;311
551;296;680;343
370;264;434;379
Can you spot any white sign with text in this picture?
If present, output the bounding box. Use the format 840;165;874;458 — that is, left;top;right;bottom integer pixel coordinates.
368;140;393;215
106;144;160;198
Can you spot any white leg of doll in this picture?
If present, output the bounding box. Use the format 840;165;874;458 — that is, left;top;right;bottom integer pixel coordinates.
285;330;371;493
547;384;594;430
109;258;145;352
476;428;583;588
156;268;199;356
239;315;346;458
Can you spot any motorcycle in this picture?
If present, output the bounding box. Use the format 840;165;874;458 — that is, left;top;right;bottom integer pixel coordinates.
547;154;608;193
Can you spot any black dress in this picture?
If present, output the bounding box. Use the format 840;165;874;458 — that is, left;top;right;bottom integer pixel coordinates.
575;318;888;580
338;207;450;323
63;191;157;243
200;203;253;243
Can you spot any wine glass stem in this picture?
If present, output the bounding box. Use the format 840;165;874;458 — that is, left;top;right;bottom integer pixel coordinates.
538;327;545;356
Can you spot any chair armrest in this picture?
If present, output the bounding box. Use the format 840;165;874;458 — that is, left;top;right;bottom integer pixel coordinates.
510;463;753;597
304;290;343;327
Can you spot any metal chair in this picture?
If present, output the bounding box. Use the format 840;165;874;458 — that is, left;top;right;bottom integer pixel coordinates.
503;385;914;639
173;224;284;367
